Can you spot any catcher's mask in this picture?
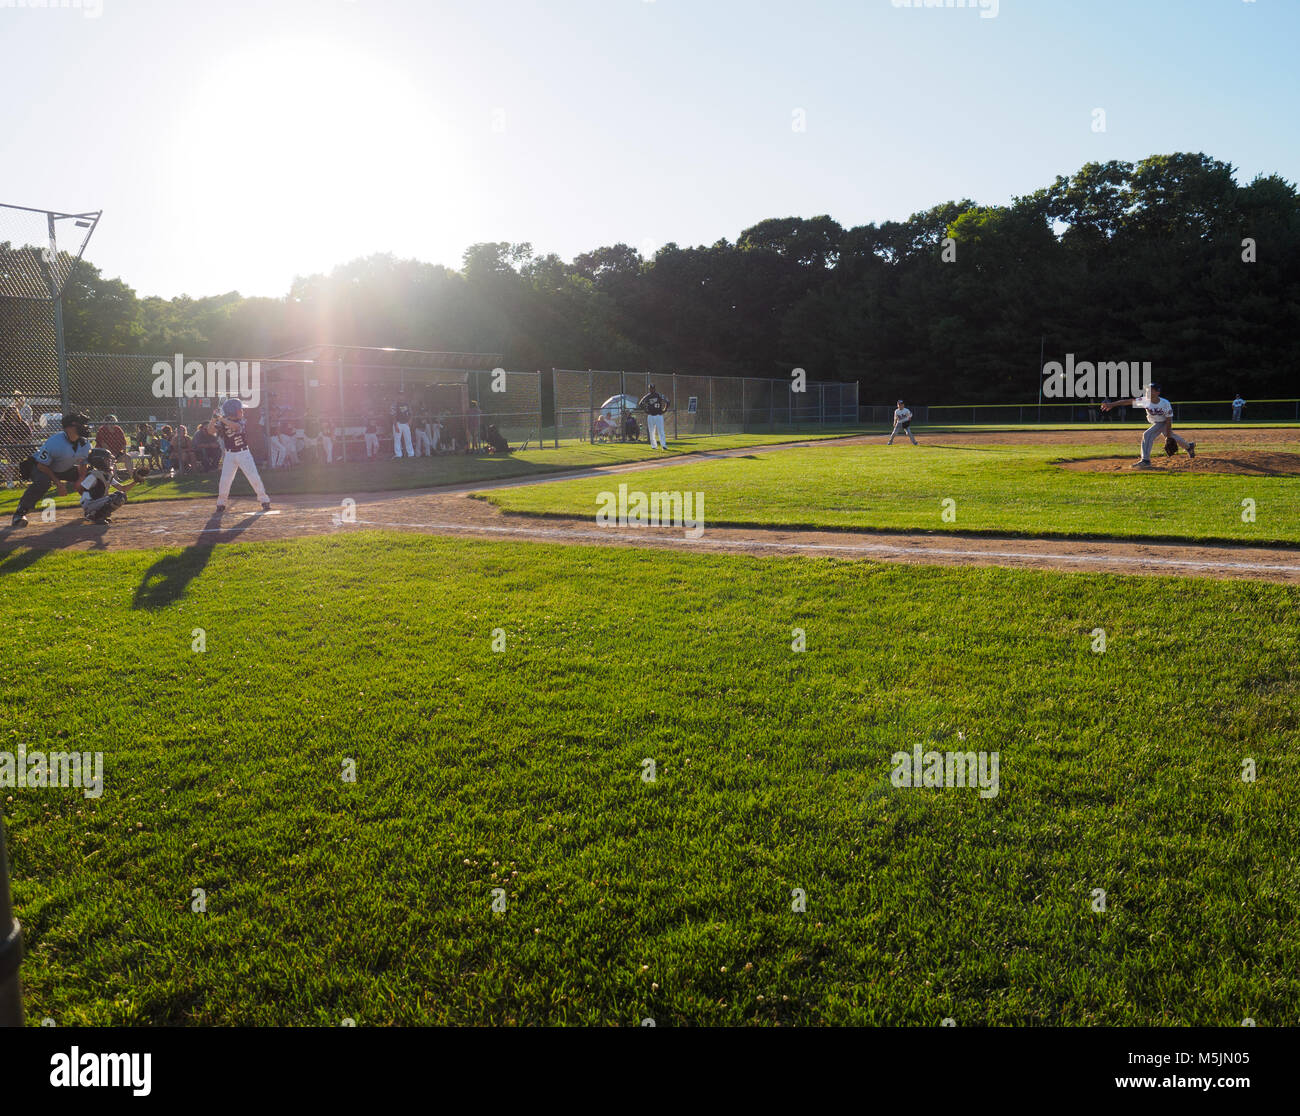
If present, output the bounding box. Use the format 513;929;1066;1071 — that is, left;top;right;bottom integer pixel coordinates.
221;398;244;419
62;413;91;440
87;447;116;473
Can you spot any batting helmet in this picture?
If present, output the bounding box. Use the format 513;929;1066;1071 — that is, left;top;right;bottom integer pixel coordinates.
221;398;244;418
87;447;115;473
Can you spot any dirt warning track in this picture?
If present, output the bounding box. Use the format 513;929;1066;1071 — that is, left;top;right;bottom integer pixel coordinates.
3;427;1298;583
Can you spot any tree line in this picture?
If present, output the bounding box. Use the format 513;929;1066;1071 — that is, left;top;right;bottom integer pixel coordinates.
52;152;1300;404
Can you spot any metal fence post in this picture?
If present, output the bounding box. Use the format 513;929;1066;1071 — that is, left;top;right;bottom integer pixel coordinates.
551;369;559;448
709;377;715;436
0;814;22;1027
588;371;594;443
673;373;679;441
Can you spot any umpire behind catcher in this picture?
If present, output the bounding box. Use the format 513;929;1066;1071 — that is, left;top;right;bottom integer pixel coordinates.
9;412;92;528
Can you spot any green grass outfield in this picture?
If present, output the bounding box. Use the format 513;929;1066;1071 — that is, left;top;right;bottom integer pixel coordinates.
0;430;859;512
2;535;1296;1024
483;438;1300;547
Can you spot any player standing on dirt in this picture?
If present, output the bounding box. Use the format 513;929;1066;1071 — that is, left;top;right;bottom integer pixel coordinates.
1101;383;1194;468
208;399;272;514
887;400;917;446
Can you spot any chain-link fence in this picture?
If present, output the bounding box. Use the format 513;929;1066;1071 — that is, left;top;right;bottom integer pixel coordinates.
0;202;100;486
920;399;1300;425
42;350;543;468
551;369;860;444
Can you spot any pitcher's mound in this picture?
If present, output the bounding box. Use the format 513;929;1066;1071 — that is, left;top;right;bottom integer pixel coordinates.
1060;451;1300;476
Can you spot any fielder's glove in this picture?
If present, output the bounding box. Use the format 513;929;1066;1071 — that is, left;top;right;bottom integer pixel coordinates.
1163;437;1179;457
132;465;151;480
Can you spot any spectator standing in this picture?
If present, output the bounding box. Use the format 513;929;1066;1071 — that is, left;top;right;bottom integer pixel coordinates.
1;404;34;488
1232;393;1246;422
12;392;33;428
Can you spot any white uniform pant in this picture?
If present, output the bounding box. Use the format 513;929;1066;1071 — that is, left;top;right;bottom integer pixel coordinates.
217;448;269;505
1141;422;1190;461
365;433;379;457
393;423;414;458
888;422;916;445
271;435;299;468
414;428;432;456
647;414;667;448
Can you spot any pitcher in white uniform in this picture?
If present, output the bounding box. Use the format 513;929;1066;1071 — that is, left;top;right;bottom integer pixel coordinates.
1102;384;1194;468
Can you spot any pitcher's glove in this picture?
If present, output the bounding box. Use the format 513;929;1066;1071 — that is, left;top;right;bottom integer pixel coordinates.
1163;437;1179;456
132;465;151;480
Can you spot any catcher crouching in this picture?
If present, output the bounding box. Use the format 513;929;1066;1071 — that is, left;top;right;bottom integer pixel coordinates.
79;448;145;525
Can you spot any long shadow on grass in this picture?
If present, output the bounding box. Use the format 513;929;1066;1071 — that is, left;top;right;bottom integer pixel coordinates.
132;511;259;610
0;543;50;577
0;515;117;575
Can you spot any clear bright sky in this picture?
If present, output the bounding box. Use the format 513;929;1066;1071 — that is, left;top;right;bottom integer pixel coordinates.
3;0;1297;298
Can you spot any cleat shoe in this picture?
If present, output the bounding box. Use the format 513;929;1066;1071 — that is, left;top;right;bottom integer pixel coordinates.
261;501;272;511
1131;460;1153;469
11;511;28;528
1187;442;1196;459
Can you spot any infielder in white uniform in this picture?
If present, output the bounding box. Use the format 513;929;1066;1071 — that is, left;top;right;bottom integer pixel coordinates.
1102;383;1194;468
208;399;272;512
887;400;917;445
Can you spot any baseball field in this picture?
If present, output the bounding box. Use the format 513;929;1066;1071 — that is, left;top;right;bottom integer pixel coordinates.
2;424;1298;1025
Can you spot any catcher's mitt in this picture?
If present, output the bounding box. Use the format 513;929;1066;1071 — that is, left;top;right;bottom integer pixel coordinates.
132;465;150;481
1163;437;1179;457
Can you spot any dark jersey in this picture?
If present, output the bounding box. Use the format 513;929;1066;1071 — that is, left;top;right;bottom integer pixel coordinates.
392;402;412;424
217;418;249;453
639;391;669;416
